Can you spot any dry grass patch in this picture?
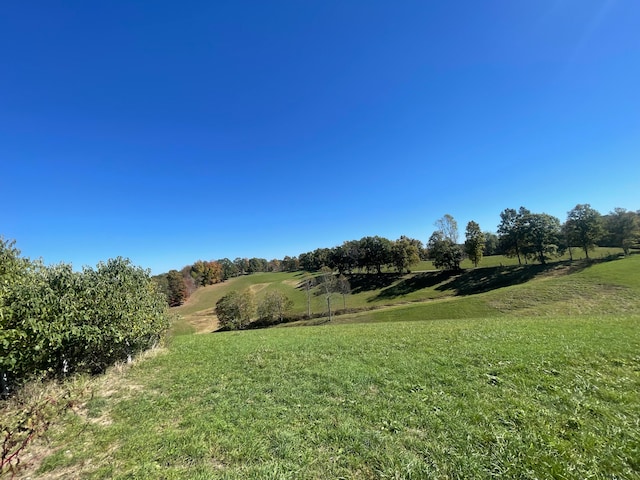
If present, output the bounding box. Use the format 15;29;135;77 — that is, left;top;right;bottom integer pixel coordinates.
247;282;269;294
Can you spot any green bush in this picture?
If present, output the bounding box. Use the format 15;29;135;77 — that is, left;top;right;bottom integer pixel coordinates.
0;239;169;392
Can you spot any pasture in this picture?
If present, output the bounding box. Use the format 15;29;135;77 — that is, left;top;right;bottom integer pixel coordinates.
13;254;640;479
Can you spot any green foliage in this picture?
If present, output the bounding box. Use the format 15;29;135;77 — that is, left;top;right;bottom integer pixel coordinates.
604;207;640;255
257;291;293;323
190;260;223;286
390;236;421;273
498;208;561;264
215;290;255;330
566;204;603;259
464;221;485;267
427;231;463;271
483;231;499;256
497;207;530;264
0;239;169;389
165;269;187;306
522;212;561;264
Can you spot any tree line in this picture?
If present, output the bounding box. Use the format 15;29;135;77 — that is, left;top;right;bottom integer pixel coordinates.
155;205;639;307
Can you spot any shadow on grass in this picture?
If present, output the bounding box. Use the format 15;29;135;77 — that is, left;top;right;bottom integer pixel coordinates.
371;271;457;301
348;273;402;294
372;259;602;301
437;260;598;296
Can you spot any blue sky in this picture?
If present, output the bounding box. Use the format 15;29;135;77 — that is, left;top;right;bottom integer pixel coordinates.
2;1;639;274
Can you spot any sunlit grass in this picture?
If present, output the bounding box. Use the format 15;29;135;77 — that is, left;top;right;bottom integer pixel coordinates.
38;314;640;479
174;249;631;333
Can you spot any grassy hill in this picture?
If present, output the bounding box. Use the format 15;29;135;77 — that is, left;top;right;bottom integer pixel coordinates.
173;248;629;333
13;253;640;479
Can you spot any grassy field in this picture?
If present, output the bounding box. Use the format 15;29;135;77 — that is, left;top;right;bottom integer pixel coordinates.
174;248;627;333
33;315;640;479
11;253;640;479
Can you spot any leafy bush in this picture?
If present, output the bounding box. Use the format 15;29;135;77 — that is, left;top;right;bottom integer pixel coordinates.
0;238;169;392
215;290;254;330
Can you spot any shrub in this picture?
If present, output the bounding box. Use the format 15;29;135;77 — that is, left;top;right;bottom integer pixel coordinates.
0;239;169;392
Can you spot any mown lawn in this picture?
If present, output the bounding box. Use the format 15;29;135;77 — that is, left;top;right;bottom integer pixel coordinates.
37;314;640;479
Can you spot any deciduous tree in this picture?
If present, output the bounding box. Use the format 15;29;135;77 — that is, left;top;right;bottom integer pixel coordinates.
464;221;485;267
497;207;531;265
257;291;293;323
337;274;351;309
604;208;639;255
483;232;499;256
166;269;187;306
565;204;602;260
427;231;463;271
435;214;459;244
390;236;421;273
318;266;338;321
215;290;254;330
428;215;463;271
523;213;561;264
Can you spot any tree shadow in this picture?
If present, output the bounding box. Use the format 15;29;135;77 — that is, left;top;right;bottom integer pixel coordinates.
371;271;457;301
436;260;594;296
348;273;402;294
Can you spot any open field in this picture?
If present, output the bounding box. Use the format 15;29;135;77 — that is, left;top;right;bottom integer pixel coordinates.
32;314;640;479
13;254;640;479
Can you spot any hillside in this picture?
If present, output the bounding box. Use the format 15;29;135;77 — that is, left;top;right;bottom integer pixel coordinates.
173;248;632;333
9;253;639;479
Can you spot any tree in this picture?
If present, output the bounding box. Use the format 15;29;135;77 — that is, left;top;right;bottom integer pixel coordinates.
215;290;254;330
522;213;561;264
318;266;338;321
464;221;485;267
565;204;603;260
427;231;463;271
428;215;463;271
281;256;299;272
390;236;421;273
604;208;639;255
190;260;222;286
483;232;499;256
497;207;530;265
359;236;393;274
217;257;239;280
248;257;268;273
336;274;351;309
180;266;198;296
300;274;314;318
257;291;293;323
267;259;282;272
340;240;364;274
233;258;249;275
435;214;459;244
166;269;187;306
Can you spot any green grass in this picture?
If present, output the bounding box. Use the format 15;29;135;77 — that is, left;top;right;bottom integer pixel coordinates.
18;253;640;479
37;315;640;479
174;249;629;333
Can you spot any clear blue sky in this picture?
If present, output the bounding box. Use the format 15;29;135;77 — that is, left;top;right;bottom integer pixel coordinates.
2;1;639;274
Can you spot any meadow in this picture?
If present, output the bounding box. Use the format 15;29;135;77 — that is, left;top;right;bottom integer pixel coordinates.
173;248;626;333
12;252;640;479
